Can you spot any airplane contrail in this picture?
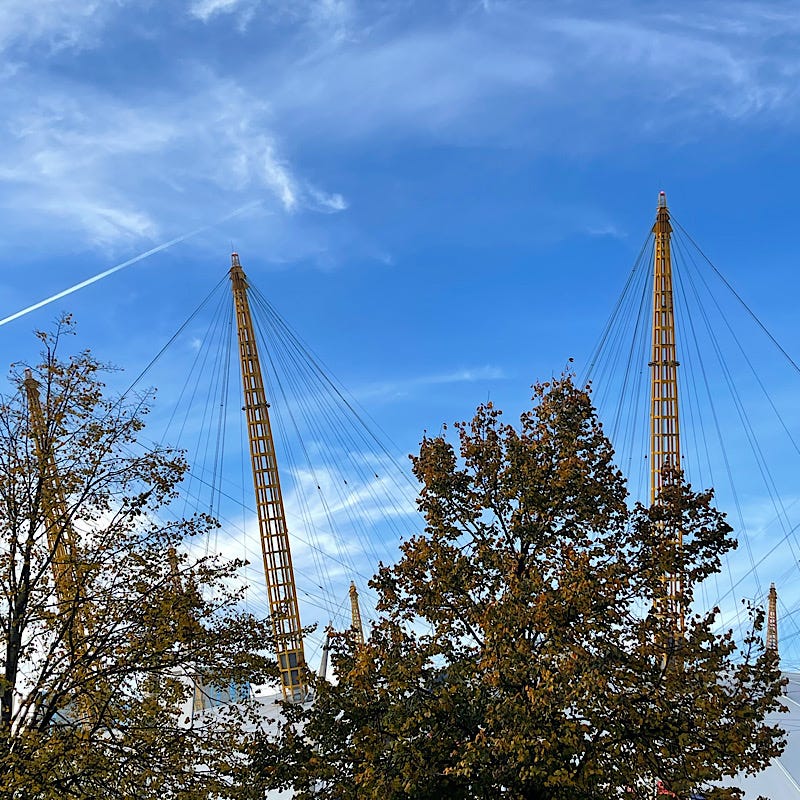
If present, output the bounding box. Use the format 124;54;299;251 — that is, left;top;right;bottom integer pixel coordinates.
0;201;262;328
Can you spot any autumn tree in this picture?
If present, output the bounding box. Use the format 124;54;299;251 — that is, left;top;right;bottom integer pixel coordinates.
256;375;785;800
0;319;275;800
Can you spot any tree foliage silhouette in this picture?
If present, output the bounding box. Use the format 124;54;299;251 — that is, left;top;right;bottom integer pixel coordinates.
258;375;785;800
0;319;274;800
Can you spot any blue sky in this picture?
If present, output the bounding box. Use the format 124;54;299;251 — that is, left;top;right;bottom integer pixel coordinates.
2;1;800;665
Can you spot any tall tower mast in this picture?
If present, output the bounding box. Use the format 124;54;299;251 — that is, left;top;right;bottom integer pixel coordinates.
23;370;82;624
767;583;778;655
229;254;307;702
349;581;364;645
23;370;97;726
649;191;685;643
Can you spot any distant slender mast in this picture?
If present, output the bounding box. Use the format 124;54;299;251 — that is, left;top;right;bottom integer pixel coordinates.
650;191;685;645
767;583;778;655
349;581;365;645
24;369;94;725
230;253;307;701
23;370;82;618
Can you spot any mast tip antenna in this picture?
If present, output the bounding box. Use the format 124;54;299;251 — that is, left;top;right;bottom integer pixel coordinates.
658;190;667;208
231;251;241;268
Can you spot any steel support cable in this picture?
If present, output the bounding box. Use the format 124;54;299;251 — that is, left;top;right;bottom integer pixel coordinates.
672;218;800;377
776;594;800;658
128;433;382;626
775;592;800;660
704;514;800;620
235;292;436;630
268;378;414;564
133;283;231;526
580;217;780;644
35;270;381;631
141;282;356;623
676;252;772;629
250;293;378;487
254;306;383;574
582;239;652;501
700;300;800;577
142;487;346;624
210;299;237;547
674;255;728;619
775;560;800;596
587;241;650;421
123;478;269;622
98;496;279;626
671;239;714;488
255;316;418;549
673;223;800;462
673;237;744;500
673;239;800;663
38;277;230;515
249;291;414;571
259;323;406;583
582;231;653;387
268;322;414;550
670;264;712;611
190;293;234;554
584;264;639;414
670;236;742;629
249;287;419;494
156;286;228;454
779;631;800;661
304;596;350;673
256;335;341;622
111;268;413;627
233;404;329;621
774;578;800;621
208;298;235;524
255;325;386;624
118;275;230;401
674;232;800;607
250;305;362;614
171;290;233;528
675;232;788;549
165;454;382;586
606;245;645;436
238;392;251;615
605;256;647;498
619;276;648;496
614;243;652;498
267;341;416;520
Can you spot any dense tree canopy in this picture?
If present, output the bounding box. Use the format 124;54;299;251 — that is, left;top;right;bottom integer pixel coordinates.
257;375;785;800
0;320;274;800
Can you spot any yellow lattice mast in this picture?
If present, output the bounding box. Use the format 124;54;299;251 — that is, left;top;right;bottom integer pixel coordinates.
24;370;99;726
229;253;307;702
649;191;685;643
349;581;364;645
767;583;778;655
23;370;83;629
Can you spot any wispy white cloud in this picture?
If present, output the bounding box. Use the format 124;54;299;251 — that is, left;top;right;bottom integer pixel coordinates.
2;1;799;256
545;14;795;121
355;365;507;402
0;0;129;53
187;456;414;633
307;187;348;213
0;69;346;249
585;224;625;240
269;25;552;143
253;3;800;152
189;0;247;22
189;0;354;38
